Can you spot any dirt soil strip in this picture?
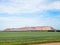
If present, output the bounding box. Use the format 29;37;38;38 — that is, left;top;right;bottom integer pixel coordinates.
31;42;60;45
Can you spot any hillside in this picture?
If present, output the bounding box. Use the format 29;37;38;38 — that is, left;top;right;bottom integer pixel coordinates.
4;26;55;31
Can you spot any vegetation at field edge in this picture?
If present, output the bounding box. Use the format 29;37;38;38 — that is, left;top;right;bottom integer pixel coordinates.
0;32;60;45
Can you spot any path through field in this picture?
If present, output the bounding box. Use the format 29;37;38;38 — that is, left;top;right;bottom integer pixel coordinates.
31;42;60;45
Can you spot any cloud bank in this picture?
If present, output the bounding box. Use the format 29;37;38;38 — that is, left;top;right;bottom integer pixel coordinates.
0;0;60;30
0;0;60;14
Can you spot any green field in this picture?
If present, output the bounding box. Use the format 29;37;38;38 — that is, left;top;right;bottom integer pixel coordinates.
0;32;60;45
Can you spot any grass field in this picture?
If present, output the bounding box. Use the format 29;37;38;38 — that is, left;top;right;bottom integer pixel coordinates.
0;32;60;45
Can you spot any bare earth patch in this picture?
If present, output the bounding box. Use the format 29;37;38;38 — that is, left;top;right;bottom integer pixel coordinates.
31;42;60;45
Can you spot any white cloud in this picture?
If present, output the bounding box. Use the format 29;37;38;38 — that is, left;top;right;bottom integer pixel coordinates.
0;0;60;14
0;16;39;29
0;0;45;14
48;1;60;10
0;0;60;30
0;15;60;30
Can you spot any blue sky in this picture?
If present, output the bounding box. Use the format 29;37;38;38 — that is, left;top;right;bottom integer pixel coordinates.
0;0;60;30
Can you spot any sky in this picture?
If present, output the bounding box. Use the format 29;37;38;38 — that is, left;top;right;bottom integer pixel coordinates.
0;0;60;30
